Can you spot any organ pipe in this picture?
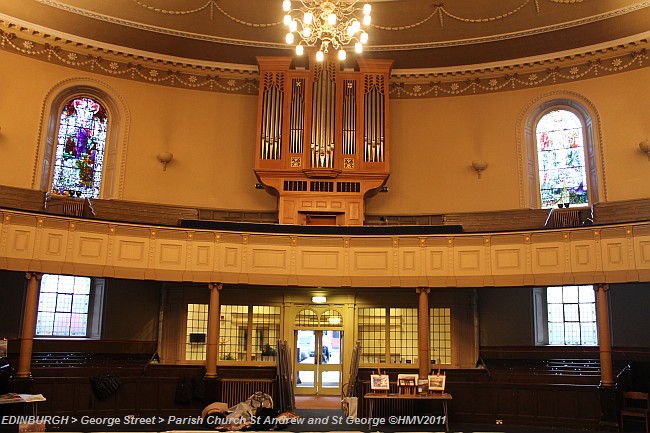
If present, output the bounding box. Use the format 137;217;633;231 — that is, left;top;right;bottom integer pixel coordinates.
260;72;284;160
290;78;305;154
311;61;336;168
363;74;385;163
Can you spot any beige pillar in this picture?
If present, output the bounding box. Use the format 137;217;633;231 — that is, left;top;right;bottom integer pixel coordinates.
205;283;223;379
417;287;431;379
17;272;43;378
595;284;614;387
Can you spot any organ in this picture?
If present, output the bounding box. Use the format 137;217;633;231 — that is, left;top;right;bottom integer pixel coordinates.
254;53;393;225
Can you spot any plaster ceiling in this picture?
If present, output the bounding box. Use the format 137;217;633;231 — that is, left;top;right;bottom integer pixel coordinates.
1;0;649;71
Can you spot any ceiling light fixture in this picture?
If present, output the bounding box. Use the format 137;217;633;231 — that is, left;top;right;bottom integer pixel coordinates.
282;0;371;61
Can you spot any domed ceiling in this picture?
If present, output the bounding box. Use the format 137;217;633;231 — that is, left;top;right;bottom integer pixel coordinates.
2;0;649;71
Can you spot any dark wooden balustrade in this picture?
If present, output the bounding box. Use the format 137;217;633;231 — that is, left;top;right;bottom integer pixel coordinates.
2;184;650;233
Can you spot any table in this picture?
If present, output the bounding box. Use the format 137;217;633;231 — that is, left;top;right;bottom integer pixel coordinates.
364;392;452;432
0;393;46;414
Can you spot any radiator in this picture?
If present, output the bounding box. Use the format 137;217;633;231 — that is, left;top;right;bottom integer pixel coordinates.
220;378;275;407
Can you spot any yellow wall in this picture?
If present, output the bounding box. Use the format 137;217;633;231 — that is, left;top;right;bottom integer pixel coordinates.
369;68;650;214
1;49;649;214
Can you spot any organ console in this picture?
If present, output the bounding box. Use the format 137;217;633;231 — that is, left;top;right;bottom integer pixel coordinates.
254;52;393;225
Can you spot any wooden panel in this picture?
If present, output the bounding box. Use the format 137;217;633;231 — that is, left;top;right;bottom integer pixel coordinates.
0;185;45;212
300;250;340;271
91;198;198;226
353;251;389;271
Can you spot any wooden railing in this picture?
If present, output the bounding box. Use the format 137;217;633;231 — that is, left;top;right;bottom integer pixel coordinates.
1;185;649;232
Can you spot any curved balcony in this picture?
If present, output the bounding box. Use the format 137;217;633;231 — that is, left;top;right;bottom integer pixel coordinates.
1;201;649;287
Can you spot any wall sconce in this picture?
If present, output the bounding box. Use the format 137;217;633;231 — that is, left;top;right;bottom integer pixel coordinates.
472;160;488;179
380;186;389;192
639;140;650;161
311;296;327;304
157;152;173;171
255;183;265;189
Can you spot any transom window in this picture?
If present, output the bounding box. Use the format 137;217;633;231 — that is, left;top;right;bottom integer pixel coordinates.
535;109;588;208
51;97;108;198
36;274;101;337
547;285;597;345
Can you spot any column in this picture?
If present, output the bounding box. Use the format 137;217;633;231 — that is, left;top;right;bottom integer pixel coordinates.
416;287;431;379
205;283;223;379
17;272;43;378
595;284;614;387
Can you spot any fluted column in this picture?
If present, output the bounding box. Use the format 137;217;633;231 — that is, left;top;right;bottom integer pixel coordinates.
416;287;431;379
17;272;43;378
205;283;223;379
595;284;614;387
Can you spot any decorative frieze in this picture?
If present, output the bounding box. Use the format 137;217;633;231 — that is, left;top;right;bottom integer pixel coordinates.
0;19;647;99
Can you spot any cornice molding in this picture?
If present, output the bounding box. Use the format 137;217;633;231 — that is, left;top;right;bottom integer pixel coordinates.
0;16;647;99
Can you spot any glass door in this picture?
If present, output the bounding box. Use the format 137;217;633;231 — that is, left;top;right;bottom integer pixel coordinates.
295;329;342;395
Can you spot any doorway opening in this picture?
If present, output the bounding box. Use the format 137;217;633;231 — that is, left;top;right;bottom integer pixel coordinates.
295;329;342;395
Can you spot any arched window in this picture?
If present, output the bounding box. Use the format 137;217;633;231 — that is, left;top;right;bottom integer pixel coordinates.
51;97;108;198
518;93;605;208
535;109;588;208
35;78;129;199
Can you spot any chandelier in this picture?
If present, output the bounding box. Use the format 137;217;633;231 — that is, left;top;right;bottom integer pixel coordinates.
282;0;371;62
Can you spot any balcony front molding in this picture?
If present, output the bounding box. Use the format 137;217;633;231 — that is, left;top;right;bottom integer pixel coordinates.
1;208;648;287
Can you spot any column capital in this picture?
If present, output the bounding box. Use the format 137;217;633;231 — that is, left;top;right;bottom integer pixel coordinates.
593;283;609;292
416;287;430;294
25;272;43;281
208;283;223;291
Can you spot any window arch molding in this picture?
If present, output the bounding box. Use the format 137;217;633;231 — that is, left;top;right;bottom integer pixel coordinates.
516;91;607;208
32;77;130;199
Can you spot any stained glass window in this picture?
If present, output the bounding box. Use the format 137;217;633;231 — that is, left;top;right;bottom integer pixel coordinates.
51;97;108;198
536;110;588;208
36;274;91;337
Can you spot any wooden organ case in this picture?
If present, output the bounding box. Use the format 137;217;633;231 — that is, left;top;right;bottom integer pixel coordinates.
254;55;393;225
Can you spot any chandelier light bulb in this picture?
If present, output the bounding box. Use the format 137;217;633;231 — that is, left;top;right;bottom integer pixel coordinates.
363;3;371;15
316;50;324;62
352;20;361;32
363;14;371;26
296;45;304;55
347;25;355;37
304;12;313;24
338;49;347;60
303;27;311;37
289;20;298;32
283;14;292;25
355;42;363;53
360;32;368;44
328;13;337;25
286;32;294;44
283;0;291;12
